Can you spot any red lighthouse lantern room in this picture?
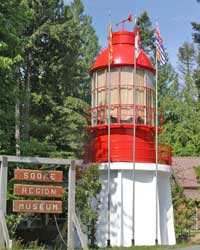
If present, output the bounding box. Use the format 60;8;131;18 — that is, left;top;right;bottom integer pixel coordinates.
88;28;171;165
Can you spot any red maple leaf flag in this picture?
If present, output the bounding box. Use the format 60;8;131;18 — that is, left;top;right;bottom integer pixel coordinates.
134;21;141;60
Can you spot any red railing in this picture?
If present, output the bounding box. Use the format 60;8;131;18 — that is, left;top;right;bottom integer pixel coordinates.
90;104;164;129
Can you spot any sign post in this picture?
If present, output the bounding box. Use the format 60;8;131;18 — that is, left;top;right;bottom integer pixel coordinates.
67;161;88;250
67;161;76;250
0;155;88;250
0;157;8;214
0;156;11;249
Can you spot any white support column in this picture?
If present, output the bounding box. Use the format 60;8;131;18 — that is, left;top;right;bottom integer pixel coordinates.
67;161;75;250
0;217;3;248
0;158;4;247
118;170;124;246
0;210;11;248
0;156;11;249
67;161;88;250
0;156;8;214
72;212;88;250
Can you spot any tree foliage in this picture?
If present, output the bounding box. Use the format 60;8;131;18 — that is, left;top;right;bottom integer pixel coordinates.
1;0;100;244
0;0;28;154
158;39;200;156
138;11;155;56
172;181;196;241
0;0;99;158
76;164;101;247
178;41;196;76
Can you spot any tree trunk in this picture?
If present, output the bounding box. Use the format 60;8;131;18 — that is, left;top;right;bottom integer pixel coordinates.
24;52;31;141
15;91;21;156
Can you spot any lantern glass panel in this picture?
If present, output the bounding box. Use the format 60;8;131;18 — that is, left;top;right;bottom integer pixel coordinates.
121;66;133;85
120;67;133;105
136;70;145;123
98;107;107;124
121;107;133;123
95;69;106;124
91;73;96;108
146;71;154;89
110;68;119;105
97;69;106;88
97;69;106;107
110;68;119;85
110;107;118;123
120;67;134;122
136;69;144;86
136;87;145;106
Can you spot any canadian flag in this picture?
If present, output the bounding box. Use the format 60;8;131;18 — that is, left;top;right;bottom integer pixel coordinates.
134;21;141;60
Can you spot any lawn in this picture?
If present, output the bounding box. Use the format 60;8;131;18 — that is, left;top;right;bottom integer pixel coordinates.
11;241;195;250
99;243;195;250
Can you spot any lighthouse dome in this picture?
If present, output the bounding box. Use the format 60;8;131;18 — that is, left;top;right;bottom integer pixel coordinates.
91;30;155;74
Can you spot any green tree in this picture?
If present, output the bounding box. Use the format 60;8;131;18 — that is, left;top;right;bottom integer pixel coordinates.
137;11;155;56
178;41;196;76
159;39;200;157
192;22;200;44
192;20;200;99
172;181;196;241
15;0;99;158
0;0;29;154
193;47;200;99
1;1;100;244
76;164;101;247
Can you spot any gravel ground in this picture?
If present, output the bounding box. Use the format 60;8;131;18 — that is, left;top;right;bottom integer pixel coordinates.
175;245;200;250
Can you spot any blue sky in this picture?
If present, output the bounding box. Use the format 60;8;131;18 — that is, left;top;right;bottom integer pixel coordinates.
66;0;200;69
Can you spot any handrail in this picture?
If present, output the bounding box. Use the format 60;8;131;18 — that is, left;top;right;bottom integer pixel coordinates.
90;104;164;128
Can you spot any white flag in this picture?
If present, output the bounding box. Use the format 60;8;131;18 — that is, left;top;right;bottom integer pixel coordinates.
134;21;141;59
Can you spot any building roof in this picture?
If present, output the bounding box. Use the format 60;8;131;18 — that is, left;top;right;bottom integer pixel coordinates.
172;157;200;200
90;30;155;74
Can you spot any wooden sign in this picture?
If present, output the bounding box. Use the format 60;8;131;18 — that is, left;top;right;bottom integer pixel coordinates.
14;184;63;198
13;200;62;214
14;169;63;183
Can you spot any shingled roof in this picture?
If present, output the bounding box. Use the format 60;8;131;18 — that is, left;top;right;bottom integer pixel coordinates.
172;157;200;200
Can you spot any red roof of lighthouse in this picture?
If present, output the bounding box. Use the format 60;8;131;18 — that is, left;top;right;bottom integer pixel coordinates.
91;30;155;74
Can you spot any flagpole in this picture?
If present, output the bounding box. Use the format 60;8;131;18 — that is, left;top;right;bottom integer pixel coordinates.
107;13;112;247
155;19;167;246
155;32;159;246
132;17;137;247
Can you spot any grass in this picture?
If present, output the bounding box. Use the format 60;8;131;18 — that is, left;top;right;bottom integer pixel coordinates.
10;241;197;250
96;243;196;250
100;247;172;250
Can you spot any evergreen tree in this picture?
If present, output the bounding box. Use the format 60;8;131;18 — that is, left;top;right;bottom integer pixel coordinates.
172;181;196;241
160;40;200;156
137;11;155;56
15;0;99;158
192;20;200;99
0;0;29;154
178;41;196;76
193;47;200;99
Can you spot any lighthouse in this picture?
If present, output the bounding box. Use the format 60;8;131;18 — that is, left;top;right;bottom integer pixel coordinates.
87;23;176;247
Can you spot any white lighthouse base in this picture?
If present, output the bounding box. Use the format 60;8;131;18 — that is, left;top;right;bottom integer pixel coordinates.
96;162;176;247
